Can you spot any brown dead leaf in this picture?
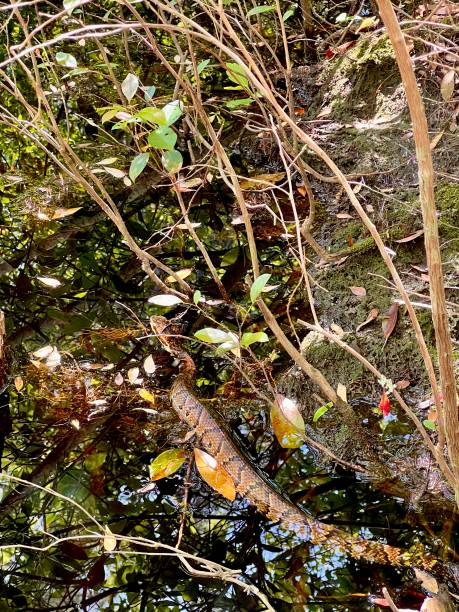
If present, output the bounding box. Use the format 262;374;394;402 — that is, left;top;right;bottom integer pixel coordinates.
430;131;444;150
194;448;236;501
395;380;410;389
394;229;424;243
330;323;345;338
411;264;428;273
356;307;379;332
336;212;353;219
336;383;347;402
421;274;430;282
350;286;366;297
440;70;455;102
382;303;398;342
240;172;285;190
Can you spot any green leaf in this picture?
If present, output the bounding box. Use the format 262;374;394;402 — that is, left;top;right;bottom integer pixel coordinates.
129;153;149;182
226;62;249;89
121;73;139;102
423;419;436;431
149;449;187;481
63;0;82;13
55;52;77;68
100;107;123;123
193;290;202;305
162;150;183;174
194;328;234;344
241;331;269;347
313;403;331;422
247;5;275;17
250;273;271;302
144;85;156;102
197;59;210;74
225;98;254;109
283;7;295;21
162;100;183;127
136;107;166;125
148;127;177;151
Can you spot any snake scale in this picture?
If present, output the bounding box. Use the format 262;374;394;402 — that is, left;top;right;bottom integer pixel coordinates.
150;315;434;568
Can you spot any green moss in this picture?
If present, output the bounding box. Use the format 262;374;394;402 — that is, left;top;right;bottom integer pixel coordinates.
352;35;395;66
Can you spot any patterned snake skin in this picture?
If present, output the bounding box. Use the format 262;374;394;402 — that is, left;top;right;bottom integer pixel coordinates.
151;316;434;568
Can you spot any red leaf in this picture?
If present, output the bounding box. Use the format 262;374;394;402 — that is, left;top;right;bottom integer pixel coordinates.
379;391;391;417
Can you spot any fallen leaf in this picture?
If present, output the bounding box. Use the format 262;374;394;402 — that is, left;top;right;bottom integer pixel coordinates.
356;307;379;332
440;70;455;102
355;15;378;32
395;380;410;389
414;568;439;594
430;131;444;150
330;323;345;338
336;212;353;219
114;372;123;386
194;448;236;501
138;388;155;403
32;345;54;359
127;367;140;383
150;448;187;481
382;303;398;342
46;347;61;368
14;376;24;391
143;354;156;374
271;394;305;449
411;264;428;273
350;286;366;297
239;172;285;190
394;229;424;243
337;383;347;402
51;207;82;219
421;274;430;282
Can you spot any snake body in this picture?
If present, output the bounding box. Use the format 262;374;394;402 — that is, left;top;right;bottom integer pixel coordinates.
151;316;434;568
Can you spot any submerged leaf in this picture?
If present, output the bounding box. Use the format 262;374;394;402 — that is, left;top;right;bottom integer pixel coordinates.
150;449;187;481
194;448;236;501
271;394;305;448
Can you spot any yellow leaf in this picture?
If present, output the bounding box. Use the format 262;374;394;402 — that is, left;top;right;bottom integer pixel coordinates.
165;268;192;284
102;526;117;552
150;448;187;480
355;16;378;33
14;376;24;392
51;207;82;220
138;388;155;404
194;448;236;501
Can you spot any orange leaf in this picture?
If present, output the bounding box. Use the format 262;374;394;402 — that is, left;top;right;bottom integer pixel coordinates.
271;394;305;449
356;308;379;332
194;448;236;501
149;449;187;481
